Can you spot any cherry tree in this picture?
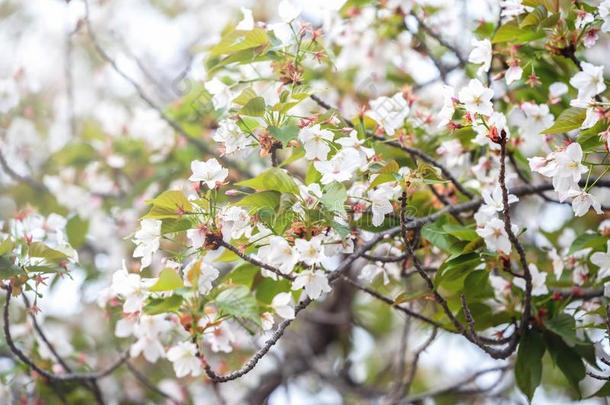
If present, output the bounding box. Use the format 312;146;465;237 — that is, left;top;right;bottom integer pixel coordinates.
1;0;610;403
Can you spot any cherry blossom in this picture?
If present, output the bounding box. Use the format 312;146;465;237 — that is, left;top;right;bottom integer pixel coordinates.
569;62;606;101
458;79;494;117
133;219;162;269
166;342;202;378
591;242;610;280
468;39;492;76
291;270;331;300
514;264;548;296
189;158;229;189
271;292;296;320
298;124;334;161
476;217;512;254
368;93;410;135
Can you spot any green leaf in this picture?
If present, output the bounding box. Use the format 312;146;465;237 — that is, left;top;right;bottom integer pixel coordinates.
240;96;265;117
523;0;558;12
28;242;68;262
520;6;547;28
143;295;184;315
235;190;281;212
436;252;482;286
210;28;269;57
233;87;257;105
541;108;586;134
269;125;299;146
149;268;184;292
144;191;192;220
222;263;259;287
516;329;545;401
321;182;347;215
215;286;260;325
545;313;577;346
0;238;15;256
463;270;494;301
66;216;89;249
578;120;607;152
492;20;545;43
442;223;479;241
422;220;466;255
0;256;23;280
544;332;585;396
568;233;607;255
236;167;299;194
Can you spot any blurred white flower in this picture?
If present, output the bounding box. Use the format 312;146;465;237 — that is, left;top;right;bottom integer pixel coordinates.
468;39;492;76
133;219;162;269
167;342;201;378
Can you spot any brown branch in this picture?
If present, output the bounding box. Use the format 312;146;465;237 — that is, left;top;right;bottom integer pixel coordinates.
219;240;295;281
3;286;128;383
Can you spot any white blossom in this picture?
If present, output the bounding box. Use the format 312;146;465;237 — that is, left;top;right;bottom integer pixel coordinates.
133;219;162;269
514;264;548;296
368;93;409;135
458;79;494;117
291;270;331;300
299;124;334;161
468;39;492;76
591;242;610;280
271;292;295;319
0;78;19;113
213;119;250;155
204;78;233;111
569;62;606;100
257;236;299;277
476;217;512;254
166;342;201;378
189;158;229;189
568;190;602;217
314;148;361;184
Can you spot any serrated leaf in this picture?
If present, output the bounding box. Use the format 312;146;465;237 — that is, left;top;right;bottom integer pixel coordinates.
541;107;586;134
545;313;577;346
215;286;260;325
569;233;607;255
233;88;257;105
210;28;269;57
66;216;89;249
321;182;347;215
492;21;545;43
544;332;585;396
143;295;184;315
240;96;265;117
463;270;494;301
235;190;281;212
520;6;547;28
236;167;299;194
0;256;23;280
28;242;68;262
269;125;299;146
0;238;14;256
436;252;481;286
442;223;479;241
516;329;545;401
144;191;192;220
149;268;184;292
